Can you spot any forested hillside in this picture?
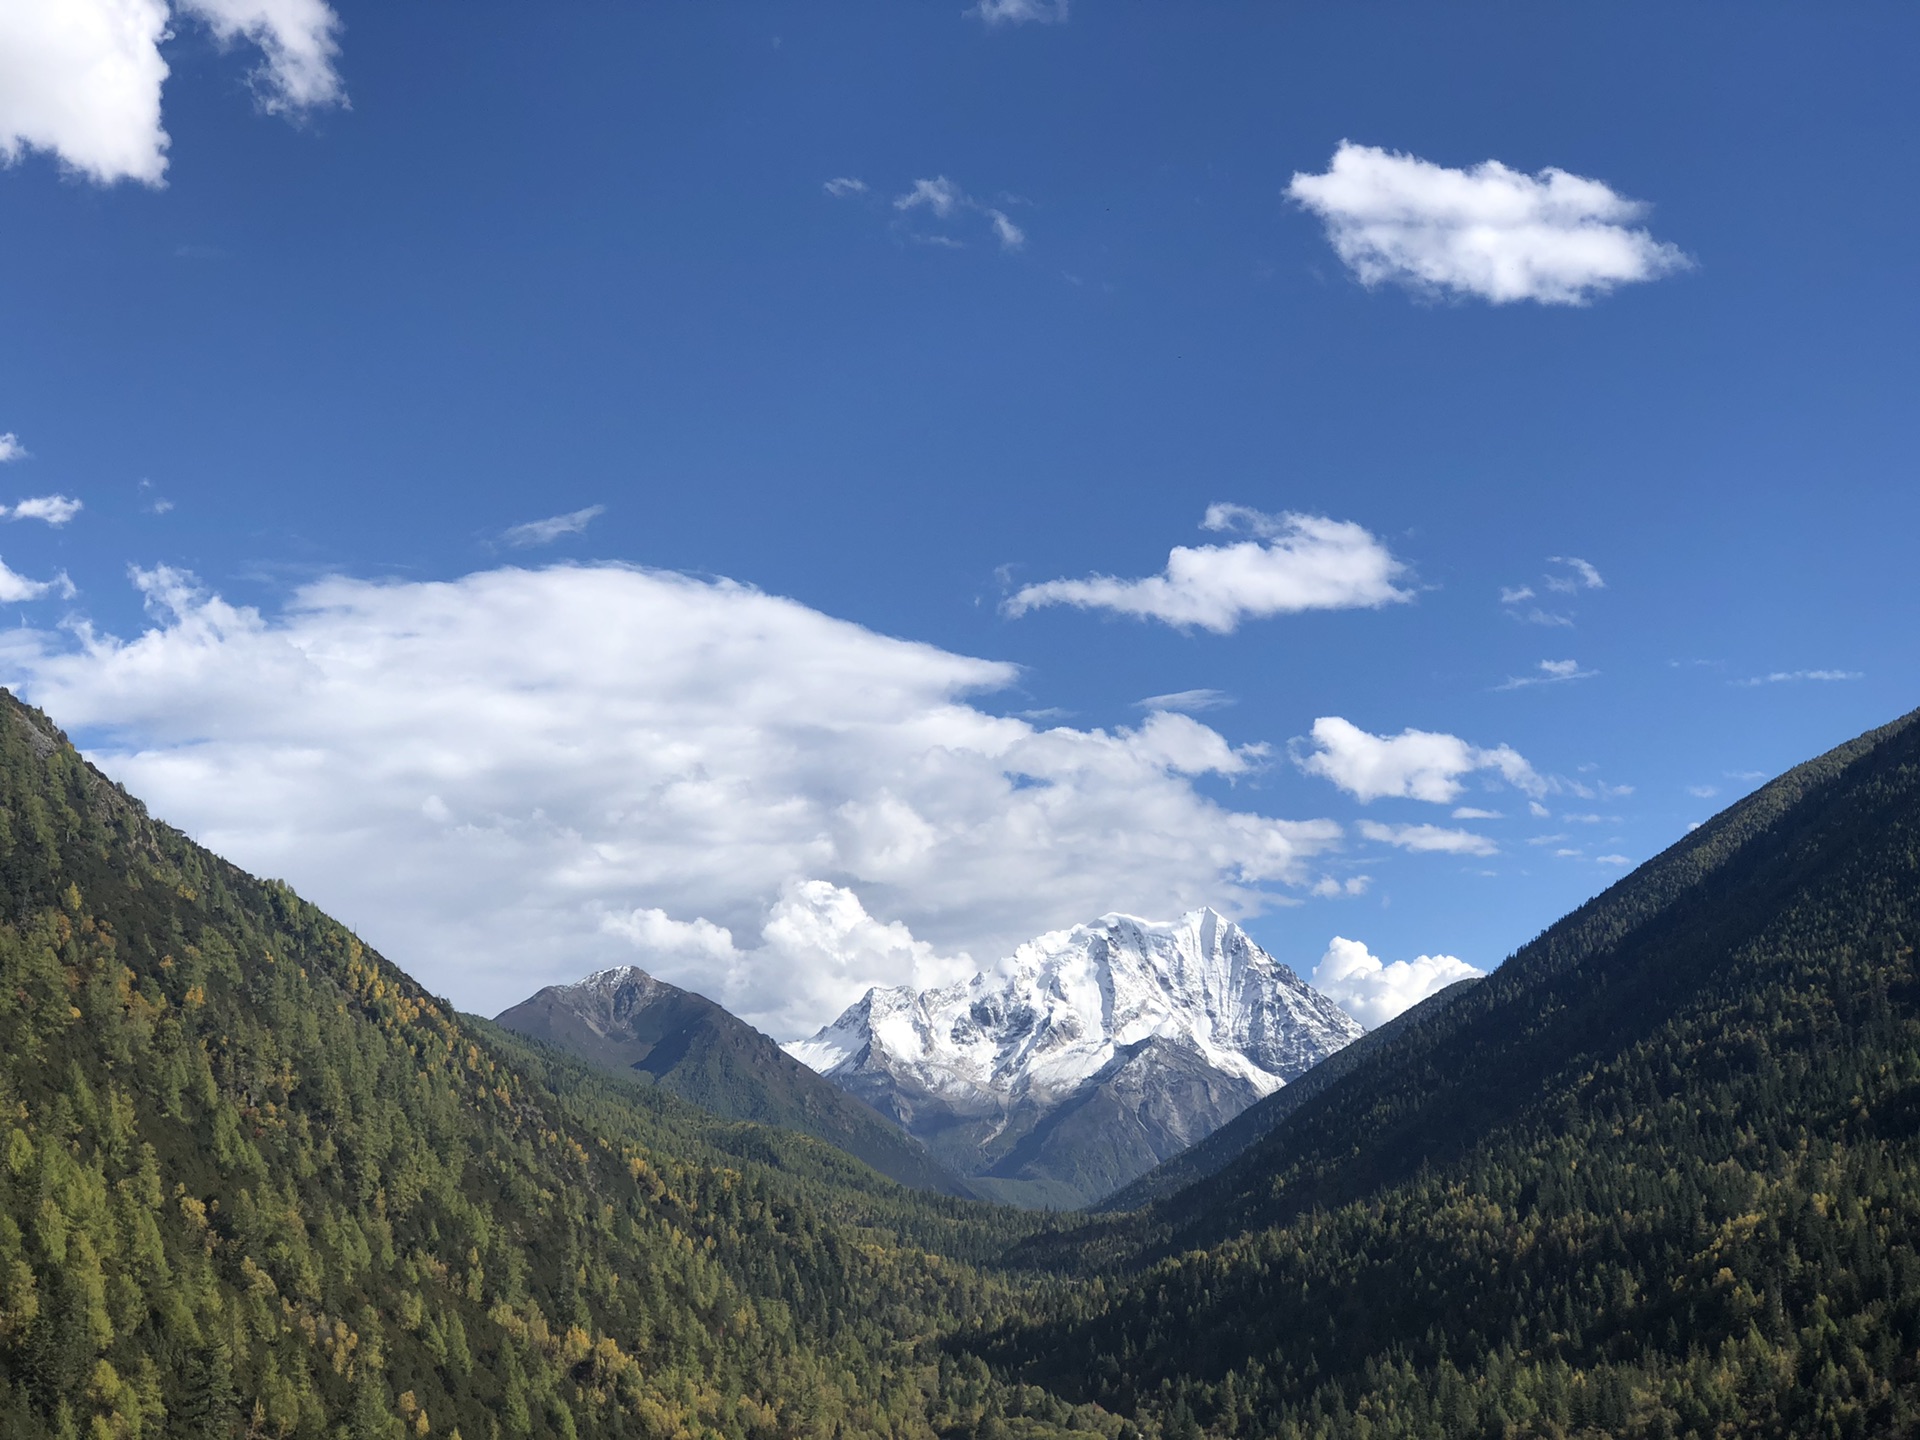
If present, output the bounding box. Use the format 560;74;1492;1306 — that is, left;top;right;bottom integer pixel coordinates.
0;694;1113;1440
980;707;1920;1438
11;673;1920;1440
494;967;968;1198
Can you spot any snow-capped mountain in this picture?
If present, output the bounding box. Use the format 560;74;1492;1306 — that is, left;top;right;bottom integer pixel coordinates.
785;907;1362;1207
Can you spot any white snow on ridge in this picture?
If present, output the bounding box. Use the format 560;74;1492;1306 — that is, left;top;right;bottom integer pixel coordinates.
785;907;1362;1109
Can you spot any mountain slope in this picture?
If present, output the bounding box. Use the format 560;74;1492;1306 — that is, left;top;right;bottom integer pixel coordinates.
790;910;1360;1207
0;692;1113;1440
495;966;969;1195
1096;975;1482;1212
980;705;1920;1437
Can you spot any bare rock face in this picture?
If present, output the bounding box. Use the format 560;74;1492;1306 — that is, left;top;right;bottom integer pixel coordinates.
785;908;1361;1207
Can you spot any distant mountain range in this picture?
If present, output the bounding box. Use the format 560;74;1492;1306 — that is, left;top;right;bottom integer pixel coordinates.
493;964;968;1195
786;908;1362;1207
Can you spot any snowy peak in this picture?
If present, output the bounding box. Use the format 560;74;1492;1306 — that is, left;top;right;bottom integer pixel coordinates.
785;907;1361;1206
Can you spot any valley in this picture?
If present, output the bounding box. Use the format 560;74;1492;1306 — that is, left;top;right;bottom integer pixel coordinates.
4;690;1919;1438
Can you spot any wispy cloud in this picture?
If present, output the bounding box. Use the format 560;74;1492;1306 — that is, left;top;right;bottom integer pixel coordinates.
1295;716;1544;804
968;0;1069;26
1288;142;1690;305
1734;669;1862;687
0;434;26;463
1545;556;1605;592
3;495;83;527
1451;807;1501;820
1357;820;1498;856
823;176;867;197
891;176;1027;252
1006;506;1411;633
501;505;605;549
1497;658;1597;691
1137;688;1233;714
180;0;347;116
0;559;74;604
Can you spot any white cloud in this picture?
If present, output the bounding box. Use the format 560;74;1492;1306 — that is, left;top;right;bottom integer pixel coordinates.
605;881;978;1037
3;495;83;526
1496;658;1596;691
986;208;1026;250
968;0;1068;26
500;504;604;548
0;0;171;184
823;176;867;197
0;559;73;604
1686;784;1719;799
0;0;342;187
1545;556;1605;592
1451;807;1501;820
1310;875;1371;899
1310;935;1482;1029
1136;688;1231;714
1287;142;1690;305
1356;820;1498;857
1;562;1344;1034
1735;669;1862;687
1498;585;1534;605
896;176;965;220
1006;508;1411;633
1595;854;1633;867
1294;715;1544;804
0;434;27;463
892;176;1028;251
175;0;344;114
1528;800;1551;818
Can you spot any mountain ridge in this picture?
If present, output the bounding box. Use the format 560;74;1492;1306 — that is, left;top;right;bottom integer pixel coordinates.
789;908;1361;1207
494;963;970;1195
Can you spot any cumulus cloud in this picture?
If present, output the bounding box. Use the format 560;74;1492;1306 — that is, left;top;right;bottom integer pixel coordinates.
969;0;1068;25
1294;716;1544;804
1287;142;1690;305
605;881;979;1038
500;505;604;548
0;434;26;463
1356;820;1498;857
1310;935;1482;1029
0;0;343;186
3;496;83;526
1005;507;1411;633
1497;658;1596;691
0;562;1344;1032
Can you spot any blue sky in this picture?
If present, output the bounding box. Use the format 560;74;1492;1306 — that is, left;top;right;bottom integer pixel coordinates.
0;2;1914;1033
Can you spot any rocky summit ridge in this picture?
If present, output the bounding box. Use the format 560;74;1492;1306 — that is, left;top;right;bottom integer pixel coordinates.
786;907;1361;1206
